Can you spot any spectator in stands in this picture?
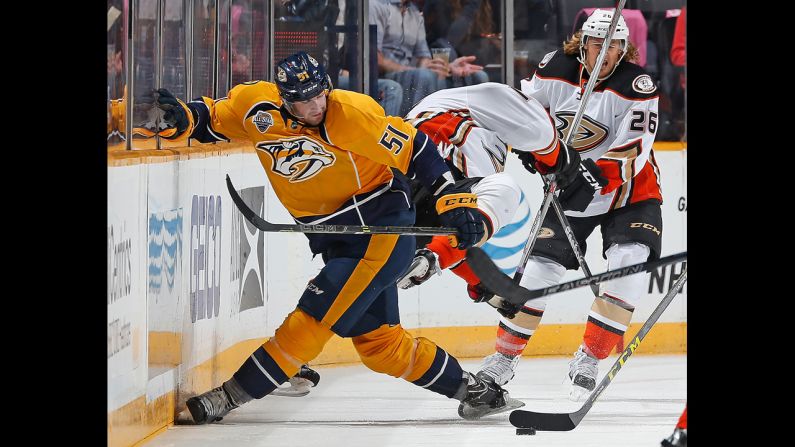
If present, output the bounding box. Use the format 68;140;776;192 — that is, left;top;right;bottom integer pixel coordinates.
423;0;501;67
336;74;404;117
335;0;403;116
670;7;685;89
370;0;487;116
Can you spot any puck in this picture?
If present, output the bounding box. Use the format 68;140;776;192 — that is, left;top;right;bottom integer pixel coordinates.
516;428;536;435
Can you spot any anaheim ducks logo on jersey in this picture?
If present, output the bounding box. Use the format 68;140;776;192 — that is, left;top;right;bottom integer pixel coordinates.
256;137;335;182
554;112;609;152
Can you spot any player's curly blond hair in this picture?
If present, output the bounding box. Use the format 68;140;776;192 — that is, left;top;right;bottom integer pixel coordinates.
562;31;639;64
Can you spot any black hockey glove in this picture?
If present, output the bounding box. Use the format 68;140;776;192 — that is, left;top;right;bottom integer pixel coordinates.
515;150;539;174
466;282;494;303
547;141;585;188
492;299;522;320
557;158;608;212
154;88;191;139
466;284;521;319
435;184;485;250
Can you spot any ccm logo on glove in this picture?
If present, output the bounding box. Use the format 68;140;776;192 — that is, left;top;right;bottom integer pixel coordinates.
436;194;478;214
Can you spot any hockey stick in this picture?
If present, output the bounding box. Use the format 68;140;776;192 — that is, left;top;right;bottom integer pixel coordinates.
548;182;600;296
505;0;627;292
467;246;685;306
225;175;457;236
509;266;687;432
484;181;556;309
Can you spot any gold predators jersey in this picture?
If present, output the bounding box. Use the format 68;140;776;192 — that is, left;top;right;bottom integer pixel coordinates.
186;82;423;221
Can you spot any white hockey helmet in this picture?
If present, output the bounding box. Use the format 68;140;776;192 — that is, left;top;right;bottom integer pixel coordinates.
578;9;630;79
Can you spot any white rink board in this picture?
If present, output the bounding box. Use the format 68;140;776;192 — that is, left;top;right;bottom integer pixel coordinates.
108;164;148;411
108;148;686;413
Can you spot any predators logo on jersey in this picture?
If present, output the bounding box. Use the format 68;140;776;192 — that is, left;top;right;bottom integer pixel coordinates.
257;137;335;182
554;112;609;152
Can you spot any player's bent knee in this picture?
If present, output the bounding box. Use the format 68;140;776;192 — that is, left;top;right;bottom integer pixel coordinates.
264;308;334;375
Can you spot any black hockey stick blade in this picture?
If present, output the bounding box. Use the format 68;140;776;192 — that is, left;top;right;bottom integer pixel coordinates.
509;410;577;431
226;175;457;236
466;247;687;306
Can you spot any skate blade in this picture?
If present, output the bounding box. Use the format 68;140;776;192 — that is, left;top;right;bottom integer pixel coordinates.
271;378;312;397
458;394;525;420
568;385;591;402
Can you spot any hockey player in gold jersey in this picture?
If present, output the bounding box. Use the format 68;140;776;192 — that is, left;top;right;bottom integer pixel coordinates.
153;51;524;423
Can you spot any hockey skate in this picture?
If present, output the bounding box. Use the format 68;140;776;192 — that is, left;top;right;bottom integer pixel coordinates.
272;364;321;397
477;352;520;386
661;427;687;447
568;346;598;401
457;372;524;420
186;384;240;424
396;248;441;289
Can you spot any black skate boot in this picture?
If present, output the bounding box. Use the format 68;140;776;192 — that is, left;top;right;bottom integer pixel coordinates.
661;427;687;447
457;372;524;420
186;378;252;424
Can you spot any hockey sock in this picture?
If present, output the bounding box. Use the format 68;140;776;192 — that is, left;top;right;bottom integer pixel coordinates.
583;293;634;359
353;324;465;398
494;306;544;357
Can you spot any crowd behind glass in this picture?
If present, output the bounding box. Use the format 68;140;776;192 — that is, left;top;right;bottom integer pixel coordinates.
107;0;686;150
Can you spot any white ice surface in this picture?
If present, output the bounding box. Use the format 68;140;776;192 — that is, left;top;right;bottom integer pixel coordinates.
145;354;686;447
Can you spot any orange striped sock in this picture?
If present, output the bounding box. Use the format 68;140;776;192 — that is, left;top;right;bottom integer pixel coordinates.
583;321;624;359
495;325;531;358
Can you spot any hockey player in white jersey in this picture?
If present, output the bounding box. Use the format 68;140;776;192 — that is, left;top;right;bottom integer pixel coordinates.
476;9;663;401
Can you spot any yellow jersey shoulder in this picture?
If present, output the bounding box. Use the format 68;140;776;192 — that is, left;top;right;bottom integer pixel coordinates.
324;89;415;147
327;89;384;117
227;81;283;115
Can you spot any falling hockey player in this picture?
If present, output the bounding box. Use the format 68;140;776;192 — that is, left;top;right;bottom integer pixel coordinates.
150;51;525;423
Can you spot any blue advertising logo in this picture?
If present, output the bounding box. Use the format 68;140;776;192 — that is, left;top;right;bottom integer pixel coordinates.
148;209;183;301
480;191;533;276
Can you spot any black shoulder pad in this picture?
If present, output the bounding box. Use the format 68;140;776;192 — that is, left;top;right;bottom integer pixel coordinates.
600;62;659;100
534;50;581;84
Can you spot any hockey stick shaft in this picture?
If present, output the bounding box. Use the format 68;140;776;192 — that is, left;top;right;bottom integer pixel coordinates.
467;246;685;306
226;175;457;236
513;182;556;282
509;266;687;431
549;190;600;296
